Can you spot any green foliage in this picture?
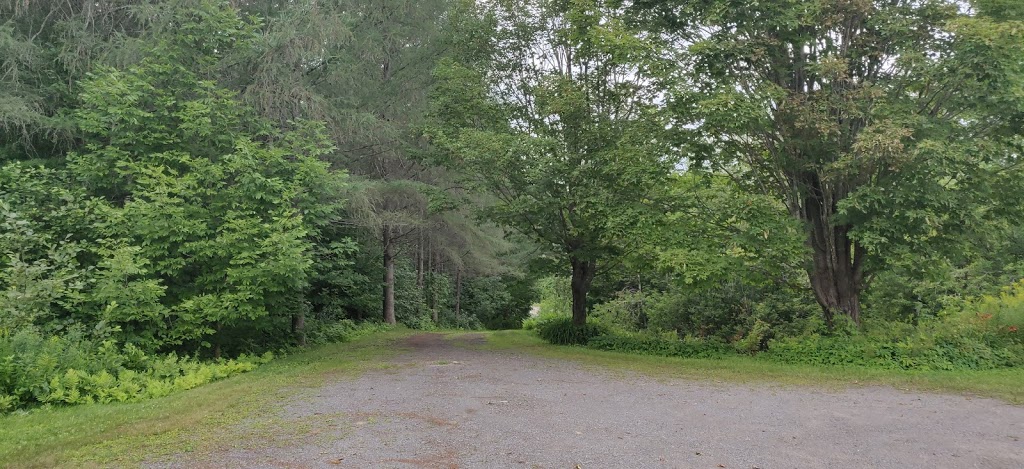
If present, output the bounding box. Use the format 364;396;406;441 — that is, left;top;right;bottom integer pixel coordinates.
535;277;572;318
630;0;1024;322
959;281;1024;346
304;319;392;346
522;312;561;331
765;331;1023;371
644;282;818;343
0;1;373;415
590;290;650;332
463;275;535;330
587;333;732;359
767;300;1024;371
428;0;674;323
534;316;610;346
0;329;270;413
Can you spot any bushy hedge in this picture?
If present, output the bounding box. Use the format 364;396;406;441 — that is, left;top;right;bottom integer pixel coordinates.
304;319;392;345
588;333;732;359
765;333;1023;370
767;283;1024;371
522;312;562;331
534;316;610;345
534;280;1024;371
0;329;272;414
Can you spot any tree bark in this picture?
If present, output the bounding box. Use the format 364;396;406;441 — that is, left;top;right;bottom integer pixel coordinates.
428;243;438;323
417;231;425;289
382;227;397;325
454;268;462;320
213;321;222;360
291;312;306;347
569;257;596;326
800;177;864;325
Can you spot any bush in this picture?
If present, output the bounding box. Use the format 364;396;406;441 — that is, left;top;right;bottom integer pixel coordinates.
588;332;732;359
522;311;563;330
305;319;390;345
535;277;571;317
765;320;1024;371
645;281;818;342
590;290;650;332
0;329;271;413
442;314;485;331
400;313;438;331
961;280;1024;346
535;316;611;345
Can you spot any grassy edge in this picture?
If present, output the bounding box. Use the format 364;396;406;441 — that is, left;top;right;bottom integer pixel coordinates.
0;329;415;468
481;330;1024;405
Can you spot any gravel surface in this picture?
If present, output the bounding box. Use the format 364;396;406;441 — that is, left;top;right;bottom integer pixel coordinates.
161;333;1024;469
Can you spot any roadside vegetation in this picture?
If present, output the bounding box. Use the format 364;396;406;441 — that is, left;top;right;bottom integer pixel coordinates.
0;329;413;468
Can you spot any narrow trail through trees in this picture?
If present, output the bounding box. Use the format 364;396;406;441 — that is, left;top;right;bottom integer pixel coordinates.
156;334;1024;468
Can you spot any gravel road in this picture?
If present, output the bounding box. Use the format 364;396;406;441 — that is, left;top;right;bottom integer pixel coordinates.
164;333;1024;469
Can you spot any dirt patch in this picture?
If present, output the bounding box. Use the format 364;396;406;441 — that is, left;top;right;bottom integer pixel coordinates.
151;333;1024;469
384;448;460;469
396;411;458;427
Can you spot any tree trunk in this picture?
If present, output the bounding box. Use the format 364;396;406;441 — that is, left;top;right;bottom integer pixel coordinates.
569;257;596;326
801;179;864;325
213;321;222;360
291;311;306;347
428;243;438;323
382;228;397;325
417;234;425;289
454;268;462;320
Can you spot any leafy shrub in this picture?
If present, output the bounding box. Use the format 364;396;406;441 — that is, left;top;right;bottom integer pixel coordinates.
305;319;391;345
442;314;485;331
400;313;438;331
765;322;1024;371
734;319;773;354
0;329;271;413
645;281;818;342
590;290;650;332
522;311;564;330
462;275;536;330
588;333;732;359
961;280;1024;346
535;316;610;345
535;276;571;317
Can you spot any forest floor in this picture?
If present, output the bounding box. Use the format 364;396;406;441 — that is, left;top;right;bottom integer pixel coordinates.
5;330;1024;468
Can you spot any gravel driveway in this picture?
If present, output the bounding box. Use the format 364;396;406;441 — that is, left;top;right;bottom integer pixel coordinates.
164;333;1024;469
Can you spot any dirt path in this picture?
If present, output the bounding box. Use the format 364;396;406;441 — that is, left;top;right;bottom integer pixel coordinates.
164;333;1024;469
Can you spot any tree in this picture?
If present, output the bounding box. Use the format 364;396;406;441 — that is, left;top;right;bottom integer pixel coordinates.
629;0;1024;324
0;0;153;163
430;0;672;325
67;3;340;353
233;0;472;325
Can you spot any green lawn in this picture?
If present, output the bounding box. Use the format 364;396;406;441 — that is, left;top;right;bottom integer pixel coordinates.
3;328;1021;468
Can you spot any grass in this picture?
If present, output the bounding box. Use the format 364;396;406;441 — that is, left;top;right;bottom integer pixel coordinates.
0;329;415;468
482;330;1024;405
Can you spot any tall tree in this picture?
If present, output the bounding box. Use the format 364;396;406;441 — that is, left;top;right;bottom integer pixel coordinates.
430;0;672;325
238;0;469;325
629;0;1024;324
0;0;153;163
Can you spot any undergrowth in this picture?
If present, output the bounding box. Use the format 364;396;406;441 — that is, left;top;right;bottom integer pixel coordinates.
0;320;389;414
530;281;1024;372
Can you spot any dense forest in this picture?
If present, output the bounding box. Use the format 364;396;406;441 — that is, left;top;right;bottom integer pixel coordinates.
2;0;1023;413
